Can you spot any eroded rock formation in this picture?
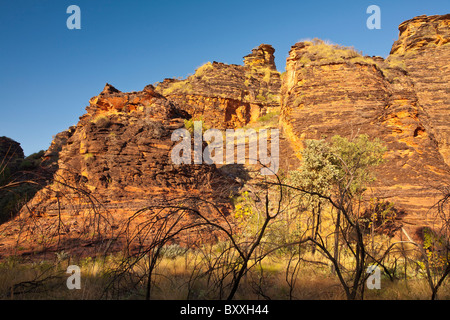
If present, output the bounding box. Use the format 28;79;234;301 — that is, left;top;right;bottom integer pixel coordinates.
0;15;448;255
280;15;450;236
26;84;232;215
390;14;450;166
155;44;281;129
0;84;235;256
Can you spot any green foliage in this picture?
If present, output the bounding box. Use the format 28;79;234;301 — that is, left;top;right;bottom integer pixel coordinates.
184;118;194;132
92;115;108;124
379;55;407;82
0;183;39;223
263;69;273;83
385;55;407;71
160;244;186;259
257;111;280;123
55;250;69;262
255;91;280;104
298;56;312;65
256;94;266;102
250;66;279;84
329;134;386;194
184;117;209;134
83;153;94;160
265;93;279;103
300;38;375;66
0;166;11;186
0;150;44;223
232;191;253;220
359;198;401;236
306;39;360;57
289;134;386;198
423;227;449;271
19;150;45;171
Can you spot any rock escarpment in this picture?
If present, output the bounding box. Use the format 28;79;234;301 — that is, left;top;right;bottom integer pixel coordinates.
390;14;450;166
23;84;230;216
0;84;235;256
280;15;450;235
0;44;282;256
155;44;281;129
0;14;448;255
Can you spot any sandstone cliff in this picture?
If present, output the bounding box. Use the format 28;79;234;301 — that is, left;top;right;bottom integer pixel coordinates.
0;15;448;256
390;14;450;166
155;44;281;129
0;84;235;256
280;15;450;237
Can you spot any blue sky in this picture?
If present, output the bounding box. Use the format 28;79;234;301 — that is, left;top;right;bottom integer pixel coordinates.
0;0;448;156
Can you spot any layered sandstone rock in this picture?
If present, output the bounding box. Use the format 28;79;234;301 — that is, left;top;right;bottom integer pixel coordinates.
24;84;232;215
390;14;450;166
1;15;448;255
390;14;450;55
244;44;277;70
280;15;450;236
155;44;281;129
0;84;235;256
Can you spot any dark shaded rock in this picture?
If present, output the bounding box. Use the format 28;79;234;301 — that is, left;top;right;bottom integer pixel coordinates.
0;136;24;164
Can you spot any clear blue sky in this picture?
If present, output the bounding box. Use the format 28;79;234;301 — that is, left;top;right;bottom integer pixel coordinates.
0;0;448;156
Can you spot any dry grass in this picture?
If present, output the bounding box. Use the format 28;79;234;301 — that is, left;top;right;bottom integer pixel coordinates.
194;62;214;78
160;80;193;96
1;249;449;300
298;39;375;66
0;256;111;300
257;111;280;123
1;190;448;300
385;55;407;71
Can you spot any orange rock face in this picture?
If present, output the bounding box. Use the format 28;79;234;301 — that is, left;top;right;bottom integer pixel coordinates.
34;84;233;213
0;84;235;257
390;14;450;55
279;16;450;237
0;15;448;256
155;44;281;129
390;14;450;166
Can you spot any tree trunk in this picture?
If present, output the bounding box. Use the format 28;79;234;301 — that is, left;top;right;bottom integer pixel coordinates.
332;209;341;274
